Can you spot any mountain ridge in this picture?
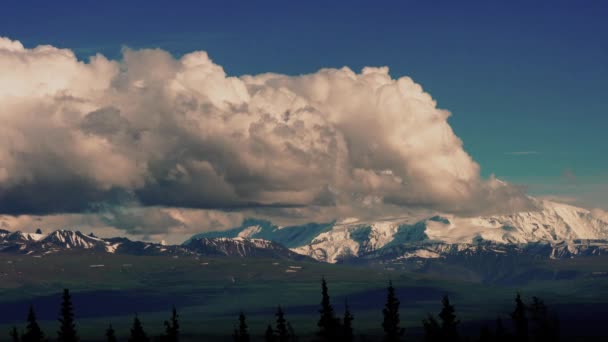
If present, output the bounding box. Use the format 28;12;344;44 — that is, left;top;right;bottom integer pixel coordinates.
0;229;309;261
2;200;607;264
190;200;608;263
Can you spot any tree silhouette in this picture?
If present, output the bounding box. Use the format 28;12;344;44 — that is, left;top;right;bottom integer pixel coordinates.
57;289;78;342
342;300;354;342
10;326;19;342
264;324;276;342
105;324;117;342
317;277;340;341
511;293;528;342
162;306;179;342
275;306;290;342
438;295;459;341
128;315;149;342
382;281;404;342
22;305;45;342
233;311;250;342
422;314;441;342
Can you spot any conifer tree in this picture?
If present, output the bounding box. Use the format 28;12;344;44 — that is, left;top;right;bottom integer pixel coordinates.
422;315;441;342
317;277;340;341
233;311;250;342
10;326;19;342
511;293;528;342
275;306;290;342
382;281;404;342
264;324;276;342
342;301;354;342
105;324;117;342
162;306;179;342
128;315;149;342
57;289;78;342
22;305;45;342
438;295;459;341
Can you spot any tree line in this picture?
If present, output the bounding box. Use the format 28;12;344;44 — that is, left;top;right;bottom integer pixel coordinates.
8;280;562;341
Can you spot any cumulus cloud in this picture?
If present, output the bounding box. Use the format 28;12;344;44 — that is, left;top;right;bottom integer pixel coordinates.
0;37;536;235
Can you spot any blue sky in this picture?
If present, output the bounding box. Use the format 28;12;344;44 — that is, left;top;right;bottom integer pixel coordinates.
1;0;607;208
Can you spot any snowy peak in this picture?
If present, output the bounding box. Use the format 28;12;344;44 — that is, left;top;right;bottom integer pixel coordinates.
427;200;608;245
0;228;312;260
41;230;105;249
188;219;334;248
183;237;310;260
188;200;608;263
3;231;45;243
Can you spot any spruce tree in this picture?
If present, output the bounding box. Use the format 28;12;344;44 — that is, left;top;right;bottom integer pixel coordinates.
128;315;149;342
275;306;290;342
511;293;528;342
162;306;179;342
57;289;78;342
233;311;250;342
317;277;340;341
264;324;276;342
422;315;441;342
22;305;45;342
438;295;459;341
10;326;19;342
342;301;354;342
105;324;117;342
382;281;403;342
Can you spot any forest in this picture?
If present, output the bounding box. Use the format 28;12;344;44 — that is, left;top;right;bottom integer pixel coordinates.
8;278;574;342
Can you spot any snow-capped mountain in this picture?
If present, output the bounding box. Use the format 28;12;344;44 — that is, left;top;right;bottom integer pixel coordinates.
190;200;608;263
3;200;607;264
0;229;309;260
183;237;311;260
38;230;113;253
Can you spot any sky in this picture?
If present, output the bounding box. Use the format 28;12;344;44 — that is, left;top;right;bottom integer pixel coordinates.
0;1;606;241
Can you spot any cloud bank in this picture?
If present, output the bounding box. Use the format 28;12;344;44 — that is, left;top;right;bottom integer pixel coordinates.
0;37;536;236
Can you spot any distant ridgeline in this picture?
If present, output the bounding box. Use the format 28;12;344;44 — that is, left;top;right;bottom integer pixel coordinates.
3;200;608;268
190;200;608;264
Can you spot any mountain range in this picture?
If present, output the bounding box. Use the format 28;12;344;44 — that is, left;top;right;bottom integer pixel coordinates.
2;200;608;265
0;229;307;260
190;200;608;263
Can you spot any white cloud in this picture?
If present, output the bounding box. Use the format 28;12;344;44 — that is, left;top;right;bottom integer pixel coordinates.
0;37;536;235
